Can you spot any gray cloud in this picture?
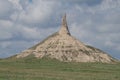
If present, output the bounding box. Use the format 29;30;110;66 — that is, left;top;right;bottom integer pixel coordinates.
0;0;14;19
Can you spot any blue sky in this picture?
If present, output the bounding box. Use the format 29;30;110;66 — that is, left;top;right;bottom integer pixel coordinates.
0;0;120;59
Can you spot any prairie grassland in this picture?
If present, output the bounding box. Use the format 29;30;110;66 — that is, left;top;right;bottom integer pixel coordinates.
0;57;120;80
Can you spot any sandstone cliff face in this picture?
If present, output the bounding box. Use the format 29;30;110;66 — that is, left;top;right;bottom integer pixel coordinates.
16;14;117;63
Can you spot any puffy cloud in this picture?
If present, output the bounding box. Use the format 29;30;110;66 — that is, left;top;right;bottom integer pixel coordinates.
18;0;57;25
21;27;41;39
8;0;23;10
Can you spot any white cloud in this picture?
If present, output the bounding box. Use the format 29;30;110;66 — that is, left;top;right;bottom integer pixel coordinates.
0;0;57;41
100;0;120;10
8;0;23;10
18;0;57;24
21;27;41;39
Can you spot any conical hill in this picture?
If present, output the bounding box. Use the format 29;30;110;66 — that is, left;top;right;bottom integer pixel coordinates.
15;14;117;63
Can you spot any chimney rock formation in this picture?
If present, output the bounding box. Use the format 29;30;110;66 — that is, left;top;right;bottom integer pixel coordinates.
59;14;71;35
15;14;117;63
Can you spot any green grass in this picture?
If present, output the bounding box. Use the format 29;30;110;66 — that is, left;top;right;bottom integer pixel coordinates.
0;57;120;80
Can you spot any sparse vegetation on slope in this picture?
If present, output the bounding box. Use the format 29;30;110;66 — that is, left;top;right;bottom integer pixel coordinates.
29;32;59;50
0;58;120;80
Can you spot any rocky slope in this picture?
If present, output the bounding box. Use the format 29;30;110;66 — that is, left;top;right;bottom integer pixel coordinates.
15;14;117;63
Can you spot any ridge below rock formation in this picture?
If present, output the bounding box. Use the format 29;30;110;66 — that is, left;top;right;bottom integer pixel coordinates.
15;14;117;63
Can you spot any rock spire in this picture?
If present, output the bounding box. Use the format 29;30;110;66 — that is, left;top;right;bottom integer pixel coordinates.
59;14;71;35
14;14;118;63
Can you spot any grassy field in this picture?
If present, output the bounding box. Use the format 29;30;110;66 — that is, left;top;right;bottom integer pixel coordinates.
0;57;120;80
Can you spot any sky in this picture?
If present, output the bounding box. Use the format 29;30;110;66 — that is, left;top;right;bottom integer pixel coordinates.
0;0;120;59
